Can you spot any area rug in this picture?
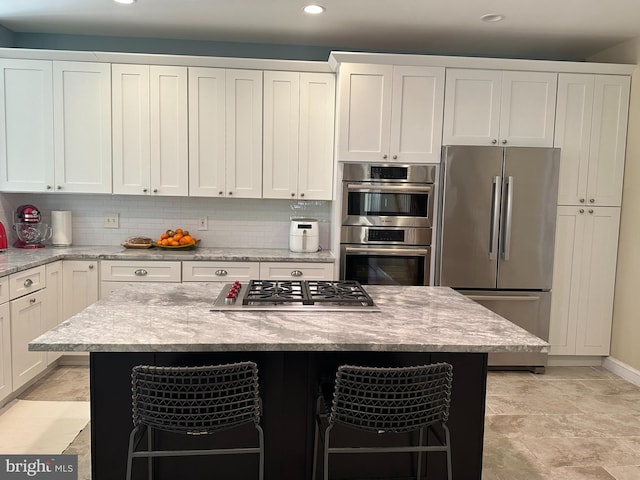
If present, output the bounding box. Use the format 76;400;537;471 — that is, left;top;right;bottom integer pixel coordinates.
0;400;90;454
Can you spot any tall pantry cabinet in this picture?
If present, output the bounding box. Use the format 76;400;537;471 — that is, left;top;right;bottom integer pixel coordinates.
550;74;630;356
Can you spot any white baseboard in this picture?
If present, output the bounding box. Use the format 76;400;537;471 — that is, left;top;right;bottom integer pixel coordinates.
547;355;604;367
602;357;640;387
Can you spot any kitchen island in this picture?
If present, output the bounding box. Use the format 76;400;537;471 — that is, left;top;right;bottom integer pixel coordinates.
31;283;548;480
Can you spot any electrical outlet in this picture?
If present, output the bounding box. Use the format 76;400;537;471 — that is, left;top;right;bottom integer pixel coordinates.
104;213;120;228
197;216;208;231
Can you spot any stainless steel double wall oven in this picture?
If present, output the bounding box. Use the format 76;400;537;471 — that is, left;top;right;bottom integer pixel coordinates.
340;164;436;285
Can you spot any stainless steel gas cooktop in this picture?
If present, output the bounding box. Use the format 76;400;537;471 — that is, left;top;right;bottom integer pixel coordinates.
211;280;380;312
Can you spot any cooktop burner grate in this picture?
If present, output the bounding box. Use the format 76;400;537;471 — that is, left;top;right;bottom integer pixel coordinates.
243;280;309;305
306;280;375;306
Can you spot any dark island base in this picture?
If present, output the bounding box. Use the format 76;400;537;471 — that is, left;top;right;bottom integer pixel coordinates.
90;351;488;480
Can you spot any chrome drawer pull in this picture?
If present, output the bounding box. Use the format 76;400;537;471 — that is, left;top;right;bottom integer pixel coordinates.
24;278;33;287
291;270;303;277
134;269;148;277
30;298;36;304
215;269;228;276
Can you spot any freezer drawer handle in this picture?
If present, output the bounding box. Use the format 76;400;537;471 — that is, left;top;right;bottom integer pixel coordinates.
502;176;514;260
467;295;539;302
489;176;501;260
346;184;432;194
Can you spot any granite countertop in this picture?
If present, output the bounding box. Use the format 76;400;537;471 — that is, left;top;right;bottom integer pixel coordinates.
30;283;549;354
0;246;335;278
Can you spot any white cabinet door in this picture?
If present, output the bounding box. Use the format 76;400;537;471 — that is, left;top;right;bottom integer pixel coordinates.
188;67;226;197
226;69;263;198
499;71;557;147
298;72;335;200
554;74;629;207
389;66;444;163
11;289;46;391
586;75;630;207
549;206;620;356
112;64;151;195
443;69;556;147
62;260;98;320
0;59;55;192
443;69;502;146
263;72;335;200
53;62;112;193
263;71;300;199
45;261;63;365
337;63;392;162
0;302;11;403
150;66;188;196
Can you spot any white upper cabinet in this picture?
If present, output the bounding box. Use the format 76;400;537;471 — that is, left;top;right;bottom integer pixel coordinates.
443;69;557;147
555;74;630;207
53;62;112;193
112;64;188;196
189;68;262;198
337;63;444;163
0;59;54;192
263;71;335;200
0;59;111;194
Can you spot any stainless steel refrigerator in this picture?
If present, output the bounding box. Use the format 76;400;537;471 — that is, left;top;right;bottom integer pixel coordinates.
436;146;560;372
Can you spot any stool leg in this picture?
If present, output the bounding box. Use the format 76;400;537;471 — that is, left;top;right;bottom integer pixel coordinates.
444;424;452;480
126;426;140;480
312;416;320;480
147;426;153;480
416;427;424;480
323;425;333;480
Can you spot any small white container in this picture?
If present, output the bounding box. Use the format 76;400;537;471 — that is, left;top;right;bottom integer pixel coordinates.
289;218;319;253
51;210;73;247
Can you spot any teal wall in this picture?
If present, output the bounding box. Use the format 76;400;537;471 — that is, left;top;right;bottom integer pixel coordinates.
11;31;342;61
0;25;14;47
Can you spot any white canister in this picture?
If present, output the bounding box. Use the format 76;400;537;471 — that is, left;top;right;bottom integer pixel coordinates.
51;210;73;247
289;218;319;253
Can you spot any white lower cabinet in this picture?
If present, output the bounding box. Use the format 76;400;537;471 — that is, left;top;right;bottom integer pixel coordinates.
0;276;11;403
62;261;98;320
10;288;46;391
100;260;181;299
45;261;64;365
259;262;334;280
549;206;621;355
182;261;260;282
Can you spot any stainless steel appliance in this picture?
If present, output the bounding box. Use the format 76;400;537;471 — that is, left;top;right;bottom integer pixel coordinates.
437;146;560;372
211;280;380;312
340;164;436;286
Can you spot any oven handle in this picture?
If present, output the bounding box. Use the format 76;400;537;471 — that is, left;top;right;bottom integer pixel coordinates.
346;184;433;194
343;246;430;256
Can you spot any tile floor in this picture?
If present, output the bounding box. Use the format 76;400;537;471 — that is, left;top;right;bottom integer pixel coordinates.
10;365;640;479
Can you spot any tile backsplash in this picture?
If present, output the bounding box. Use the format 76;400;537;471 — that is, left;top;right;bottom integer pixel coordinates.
0;193;333;250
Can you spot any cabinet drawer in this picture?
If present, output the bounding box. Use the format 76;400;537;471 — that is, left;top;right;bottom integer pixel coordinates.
182;262;260;282
9;266;46;300
259;262;335;280
100;261;181;282
0;277;8;304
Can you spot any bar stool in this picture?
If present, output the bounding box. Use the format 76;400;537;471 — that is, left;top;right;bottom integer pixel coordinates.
125;362;264;480
312;363;453;480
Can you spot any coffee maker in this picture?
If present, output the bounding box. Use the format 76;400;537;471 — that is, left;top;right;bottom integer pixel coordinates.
13;205;52;248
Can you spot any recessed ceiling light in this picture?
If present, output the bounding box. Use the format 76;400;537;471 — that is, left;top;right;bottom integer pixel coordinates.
480;13;505;22
303;4;325;14
114;0;136;4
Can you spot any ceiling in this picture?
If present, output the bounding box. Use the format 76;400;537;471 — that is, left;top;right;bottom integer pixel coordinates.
1;0;640;61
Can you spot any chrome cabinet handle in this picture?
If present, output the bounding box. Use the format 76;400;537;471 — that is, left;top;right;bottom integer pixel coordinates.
143;188;148;193
392;155;398;159
291;270;303;277
491;139;498;144
589;198;595;203
579;209;585;214
300;193;305;197
579;198;585;203
30;298;36;304
57;185;62;190
215;269;228;276
502;139;507;145
134;269;148;277
89;264;94;270
291;193;295;197
382;154;388;159
219;191;224;196
46;185;52;190
153;189;158;193
588;209;594;214
24;278;33;288
228;191;233;196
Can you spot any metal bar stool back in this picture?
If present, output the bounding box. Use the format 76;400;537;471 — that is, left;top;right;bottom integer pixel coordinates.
313;362;453;480
126;361;263;480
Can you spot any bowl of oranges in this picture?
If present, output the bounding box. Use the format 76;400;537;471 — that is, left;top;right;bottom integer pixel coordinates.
153;228;199;250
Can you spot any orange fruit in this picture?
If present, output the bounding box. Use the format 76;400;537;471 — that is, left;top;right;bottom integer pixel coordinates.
181;235;194;244
160;233;169;240
161;239;169;246
174;233;183;241
175;228;183;235
170;240;180;246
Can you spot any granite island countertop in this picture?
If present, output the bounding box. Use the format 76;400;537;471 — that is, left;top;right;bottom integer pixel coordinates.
0;245;335;277
30;283;549;354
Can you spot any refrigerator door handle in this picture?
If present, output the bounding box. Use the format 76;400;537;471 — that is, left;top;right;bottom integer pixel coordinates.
502;175;514;260
467;295;540;302
489;176;501;260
